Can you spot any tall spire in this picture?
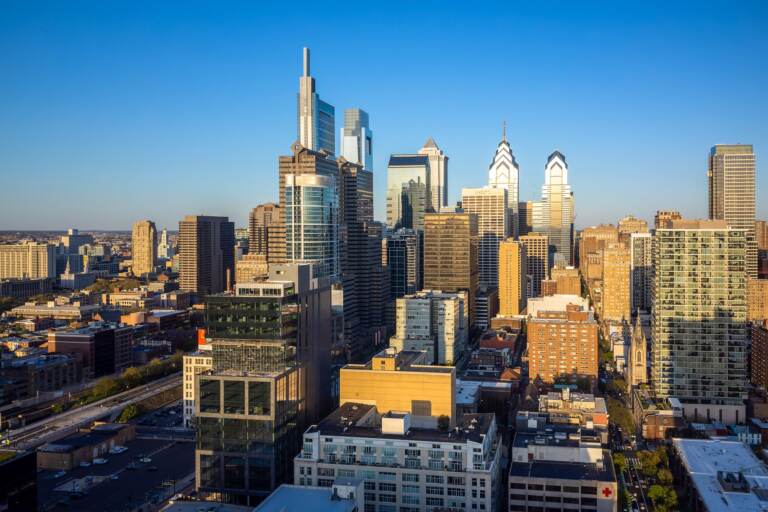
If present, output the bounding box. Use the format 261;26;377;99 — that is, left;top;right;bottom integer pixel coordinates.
502;121;507;143
302;47;310;77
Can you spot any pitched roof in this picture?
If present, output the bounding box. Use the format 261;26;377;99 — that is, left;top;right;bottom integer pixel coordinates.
422;137;439;150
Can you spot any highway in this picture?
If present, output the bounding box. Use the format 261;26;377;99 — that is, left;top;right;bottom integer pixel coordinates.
6;373;181;450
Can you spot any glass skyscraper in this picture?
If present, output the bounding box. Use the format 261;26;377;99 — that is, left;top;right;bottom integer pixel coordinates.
339;108;372;170
296;47;335;154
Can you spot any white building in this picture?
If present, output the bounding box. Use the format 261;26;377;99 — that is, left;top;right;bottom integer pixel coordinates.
487;128;520;237
182;346;213;428
340;108;372;171
419;138;449;212
526;294;590;318
0;242;57;279
390;290;468;365
295;403;503;512
532;151;574;267
461;187;508;289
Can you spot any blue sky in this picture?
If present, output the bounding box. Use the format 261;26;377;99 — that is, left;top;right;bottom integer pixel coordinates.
1;1;767;230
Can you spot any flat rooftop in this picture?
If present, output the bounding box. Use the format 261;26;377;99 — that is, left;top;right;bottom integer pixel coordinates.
509;449;615;483
255;483;358;512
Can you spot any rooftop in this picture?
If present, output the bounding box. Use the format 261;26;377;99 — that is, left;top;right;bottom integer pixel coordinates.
388;154;429;167
255;482;360;512
510;449;615;483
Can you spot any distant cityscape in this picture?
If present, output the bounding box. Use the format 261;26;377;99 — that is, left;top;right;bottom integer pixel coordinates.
0;44;765;512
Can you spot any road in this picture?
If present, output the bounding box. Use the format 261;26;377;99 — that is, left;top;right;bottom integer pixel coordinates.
6;373;181;450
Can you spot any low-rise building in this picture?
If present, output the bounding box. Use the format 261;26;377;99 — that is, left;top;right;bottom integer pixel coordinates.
256;479;363;512
630;387;684;440
47;322;133;378
295;403;503;512
0;449;37;512
0;352;83;401
37;422;135;470
7;298;101;321
671;437;768;512
0;277;53;300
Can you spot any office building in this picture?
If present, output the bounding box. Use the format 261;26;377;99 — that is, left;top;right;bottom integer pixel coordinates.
518;200;534;236
295;404;502;512
0;277;52;300
532;151;574;266
418;137;449;212
709;144;756;277
390;290;468;365
157;228;174;260
488;128;520;237
196;265;332;505
178;215;235;296
235;253;268;283
600;242;630;322
297;47;334;154
47;322;133;379
550;266;581;296
131;219;157;277
617;215;648;245
527;295;598;385
654;209;681;229
747;278;768;323
340;108;372;170
0;243;57;280
248;203;280;256
475;287;498;331
386;154;430;231
519;233;549;298
652;219;748;423
285;173;339;280
340;348;456;426
630;233;652;313
462;187;508;289
423;212;479;328
498;239;527;317
508;425;617;512
383;228;421;299
751;322;768;390
182;347;212;429
756;220;768;250
671;438;768;512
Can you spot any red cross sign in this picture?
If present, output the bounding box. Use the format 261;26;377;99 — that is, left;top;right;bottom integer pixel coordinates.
602;487;613;497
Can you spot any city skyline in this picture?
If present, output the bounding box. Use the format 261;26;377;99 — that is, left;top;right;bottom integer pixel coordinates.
2;2;767;230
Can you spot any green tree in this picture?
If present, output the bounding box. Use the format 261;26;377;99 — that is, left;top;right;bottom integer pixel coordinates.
612;453;628;474
607;398;634;433
92;377;118;399
637;450;661;478
608;377;627;395
117;404;140;423
437;415;450;431
657;468;673;485
647;484;678;512
121;367;143;388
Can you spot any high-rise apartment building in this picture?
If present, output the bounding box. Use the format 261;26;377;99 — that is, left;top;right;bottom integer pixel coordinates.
196;265;332;505
708;144;756;277
527;295;598;385
0;243;56;279
519;233;549;298
339;108;372;170
654;210;682;229
578;224;618;281
652;219;748;423
751;322;768;390
418;138;449;212
630;232;653;313
423;212;479;328
131;219;157;277
178;215;235;295
617;215;649;245
550;266;581;296
498;239;527;317
747;278;768;323
461;187;508;288
285;174;339;280
386;154;431;231
390;290;468;365
297;47;334;154
248;203;280;256
382;228;421;299
601;242;631;322
532;151;574;266
488;129;520;237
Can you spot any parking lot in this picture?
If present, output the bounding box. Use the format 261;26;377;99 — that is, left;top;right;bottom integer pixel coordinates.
136;401;184;429
38;438;194;511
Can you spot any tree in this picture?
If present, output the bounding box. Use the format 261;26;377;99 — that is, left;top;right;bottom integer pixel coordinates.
117;404;140;423
637;450;661;478
647;484;678;512
608;377;627;395
607;398;634;433
92;377;118;399
121;367;143;388
612;453;628;474
437;415;450;431
657;468;673;485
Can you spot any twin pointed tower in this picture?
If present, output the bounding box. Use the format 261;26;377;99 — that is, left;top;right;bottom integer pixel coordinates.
488;123;521;237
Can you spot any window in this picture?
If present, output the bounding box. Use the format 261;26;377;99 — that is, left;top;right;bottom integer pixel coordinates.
365;482;376;490
402;495;419;505
545;485;561;492
379;483;396;492
223;380;245;414
248;381;270;415
379;494;396;503
509;483;525;489
447;488;465;496
528;484;544;490
563;486;579;493
426;475;444;484
379;472;396;481
425;497;444;507
318;478;333;487
447;476;465;486
402;473;419;482
199;379;220;413
581;486;597;495
426;486;444;495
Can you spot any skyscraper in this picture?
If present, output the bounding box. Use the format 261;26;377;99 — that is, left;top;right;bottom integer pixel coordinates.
488;126;520;237
285;174;339;280
498;239;527;317
131;219;157;277
617;215;649;245
383;228;421;299
519;233;549;298
418;137;449;212
630;232;653;313
461;187;508;288
248;203;279;256
157;228;174;260
423;212;479;328
708;144;757;277
339;108;372;170
297;47;335;154
386;154;430;231
532;151;574;267
178;215;235;295
652;219;748;423
518;200;534;237
600;241;631;322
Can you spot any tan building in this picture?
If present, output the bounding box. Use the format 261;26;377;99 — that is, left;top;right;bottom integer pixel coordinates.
748;278;768;323
527;297;598;385
235;253;268;284
339;347;456;427
423;212;479;327
498;239;527;316
461;187;508;288
519;233;549;298
617;215;649;245
248;203;280;256
578;224;618;277
752;322;768;390
540;279;557;296
756;220;768;251
601;242;631;322
0;242;56;279
550;266;581;295
131;220;157;277
654;209;682;229
518;200;534;236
